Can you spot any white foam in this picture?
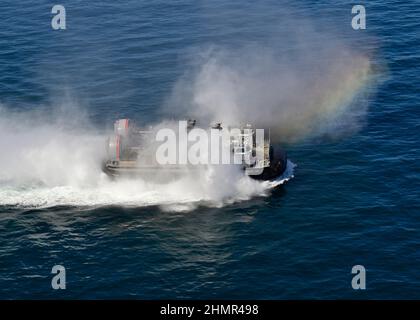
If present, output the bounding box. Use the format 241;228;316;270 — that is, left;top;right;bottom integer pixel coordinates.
0;107;294;211
0;161;294;211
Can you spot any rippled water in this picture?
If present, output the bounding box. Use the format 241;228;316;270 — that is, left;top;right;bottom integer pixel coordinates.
0;0;419;299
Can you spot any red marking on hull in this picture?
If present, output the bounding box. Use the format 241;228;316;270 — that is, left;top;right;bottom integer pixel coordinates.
116;135;120;161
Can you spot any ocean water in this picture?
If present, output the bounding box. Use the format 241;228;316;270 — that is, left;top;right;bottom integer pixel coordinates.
0;0;419;299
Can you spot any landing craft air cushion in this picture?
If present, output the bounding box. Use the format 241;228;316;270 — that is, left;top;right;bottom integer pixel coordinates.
103;119;287;181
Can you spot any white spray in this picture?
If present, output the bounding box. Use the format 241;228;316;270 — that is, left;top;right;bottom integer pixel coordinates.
0;105;293;211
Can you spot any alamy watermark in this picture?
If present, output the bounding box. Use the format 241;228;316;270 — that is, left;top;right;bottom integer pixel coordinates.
154;121;265;168
51;265;66;290
351;265;366;290
351;5;366;30
51;5;66;30
50;5;366;31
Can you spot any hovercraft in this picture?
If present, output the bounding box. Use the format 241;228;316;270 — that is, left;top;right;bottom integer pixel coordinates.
103;119;287;181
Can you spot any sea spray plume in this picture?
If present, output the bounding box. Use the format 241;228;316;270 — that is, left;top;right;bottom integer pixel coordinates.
0;104;106;187
165;36;373;143
0;105;293;210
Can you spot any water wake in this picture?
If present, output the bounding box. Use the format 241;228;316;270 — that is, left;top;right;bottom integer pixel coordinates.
0;162;295;212
0;108;294;211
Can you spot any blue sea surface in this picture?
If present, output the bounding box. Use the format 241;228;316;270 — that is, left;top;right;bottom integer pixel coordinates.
0;0;419;299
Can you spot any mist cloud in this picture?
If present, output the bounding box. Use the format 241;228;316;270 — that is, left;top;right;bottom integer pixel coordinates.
165;25;374;143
